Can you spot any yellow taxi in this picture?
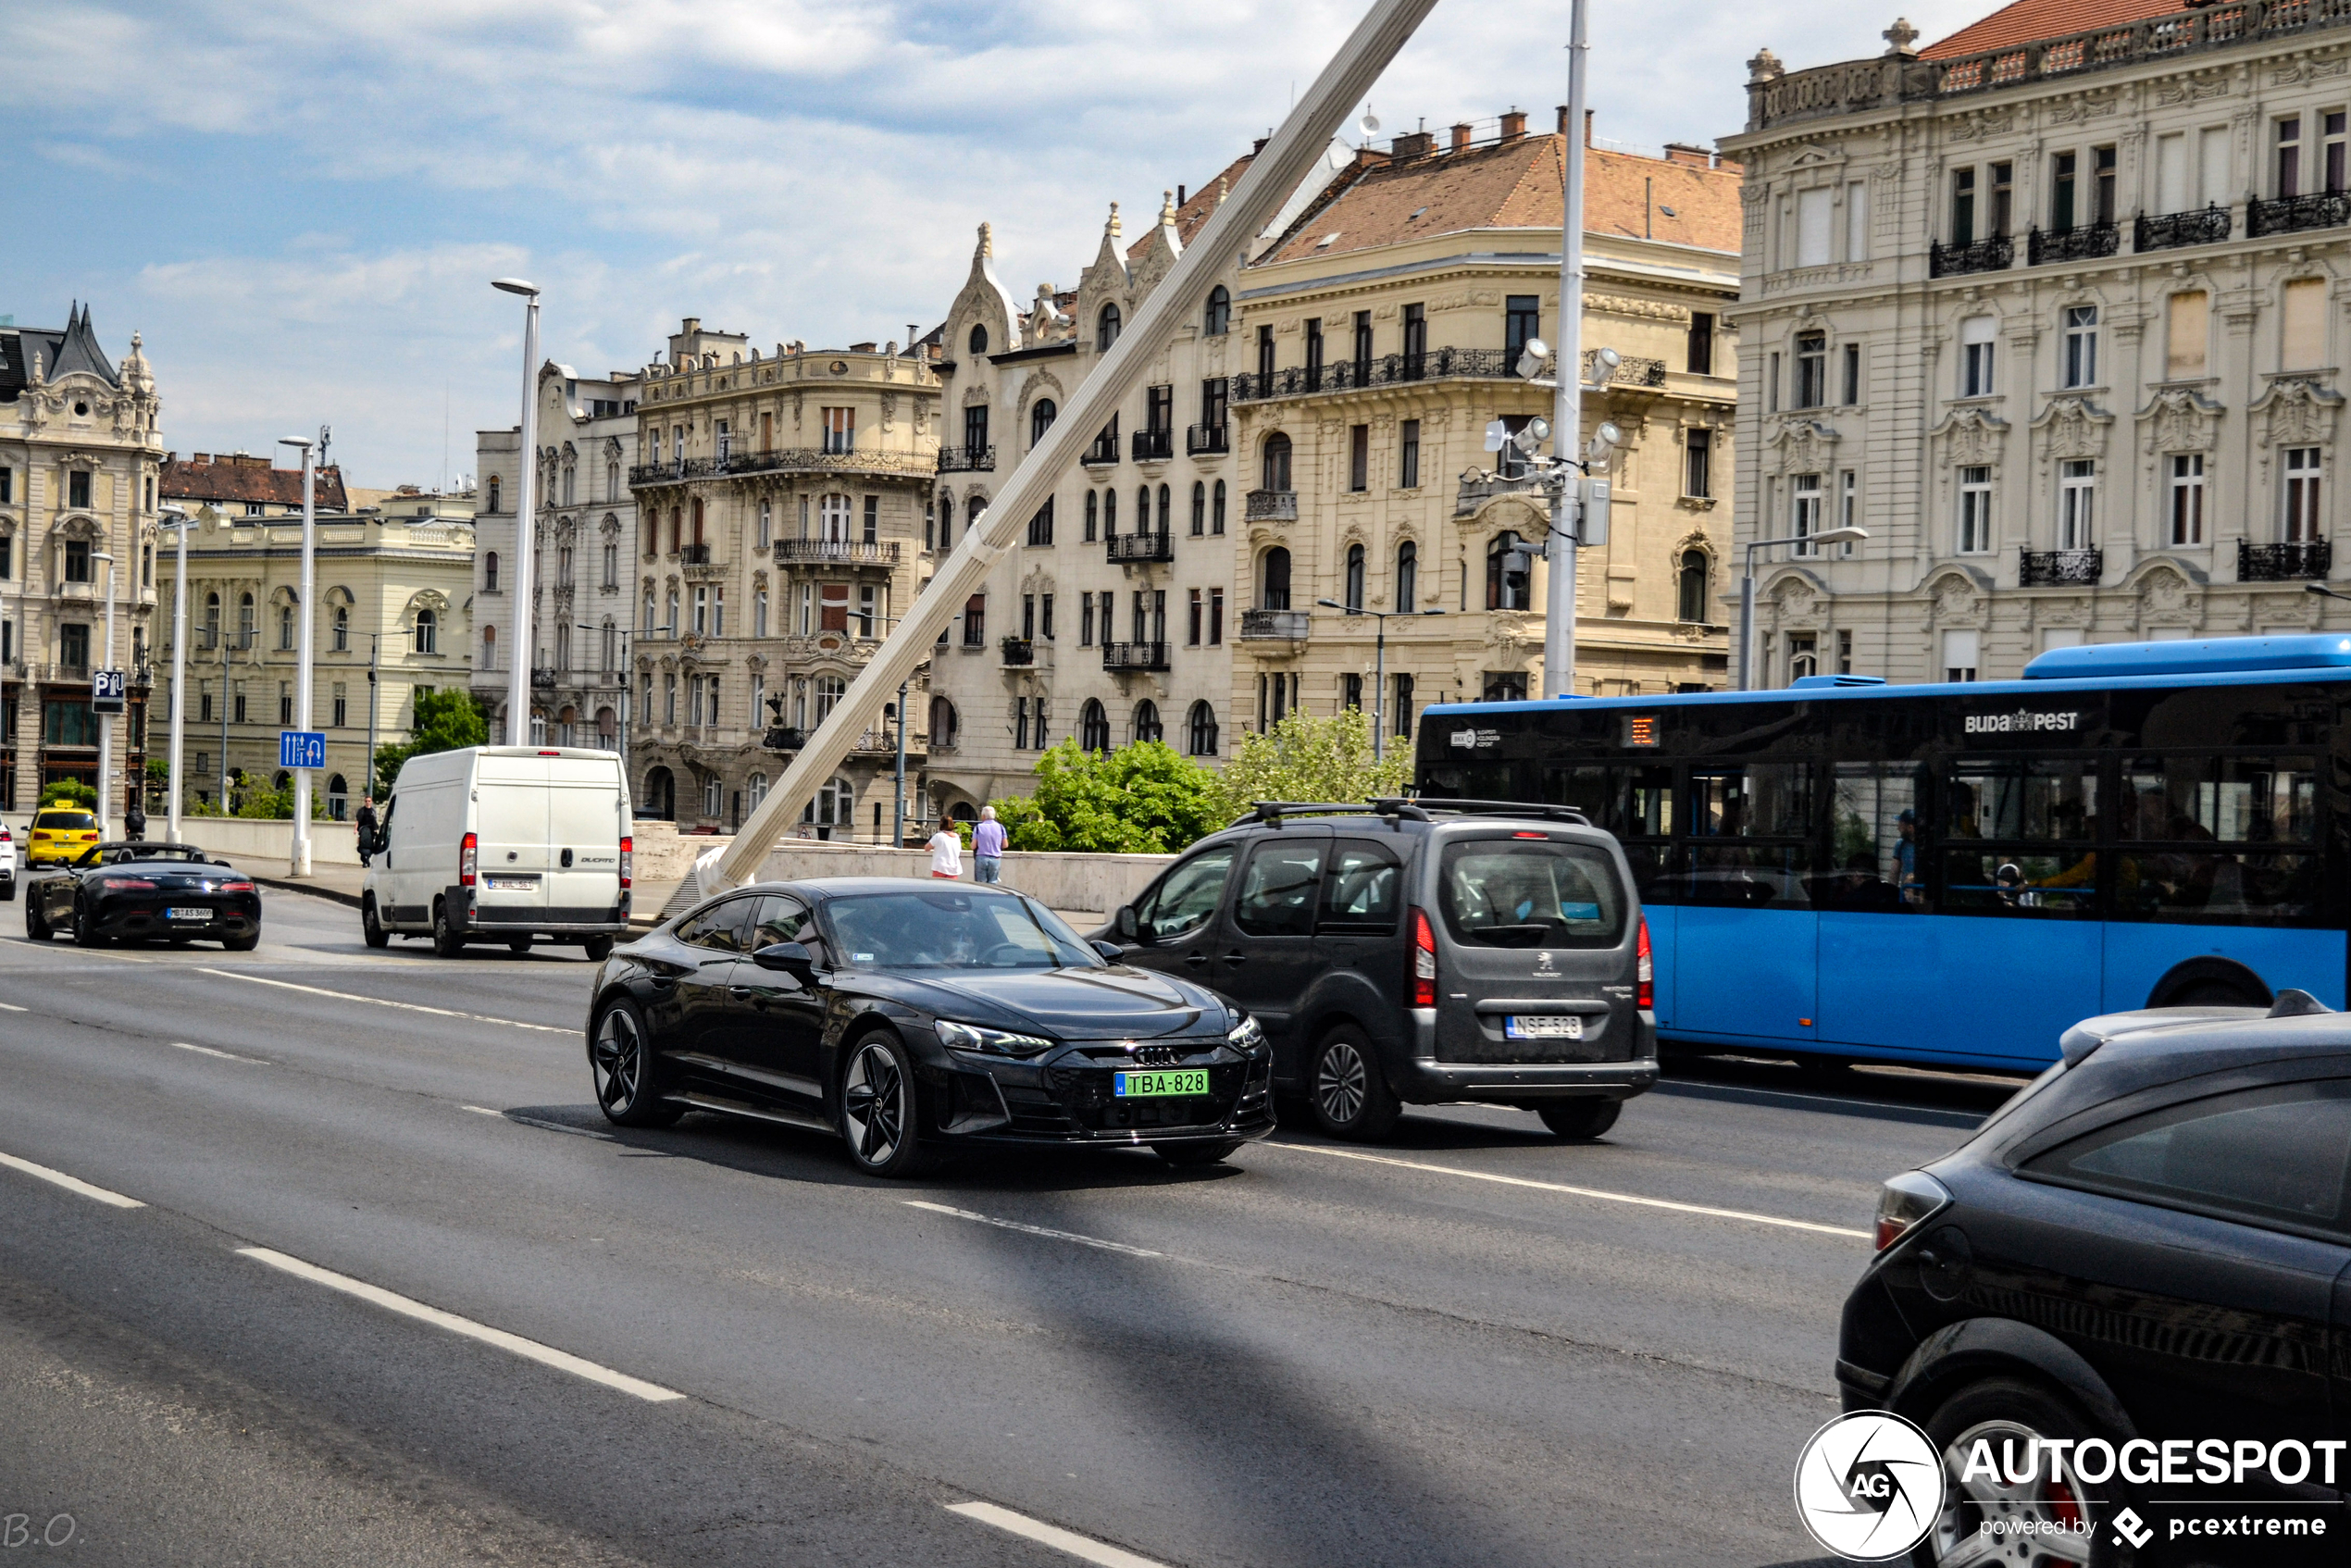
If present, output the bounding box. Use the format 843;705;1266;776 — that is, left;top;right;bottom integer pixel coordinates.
27;808;101;866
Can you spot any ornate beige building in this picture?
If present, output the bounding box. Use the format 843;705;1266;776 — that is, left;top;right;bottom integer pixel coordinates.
1723;0;2351;684
627;321;939;832
0;305;164;814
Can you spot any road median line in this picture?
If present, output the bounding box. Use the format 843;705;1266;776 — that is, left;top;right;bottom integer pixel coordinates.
904;1201;1163;1258
945;1500;1173;1568
195;968;572;1033
0;1151;145;1209
171;1041;268;1064
1264;1142;1871;1239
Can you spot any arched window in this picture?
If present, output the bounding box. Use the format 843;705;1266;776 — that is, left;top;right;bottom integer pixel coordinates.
482;624;497;669
278;600;295;651
1101;488;1116;536
1084;491;1098;541
487;476;502;513
1136;485;1152;534
1157;484;1170;534
414;607;439;654
1030;399;1056;446
1677;549;1711;624
929;694;959;749
203;591;221;649
557;545;573;587
968;322;989;355
1213;479;1226;534
326;775;348;820
1187;701;1219;756
1486;532;1531;611
1261;546;1291;611
690;497;704;545
644;765;675;820
603;539;618;588
1395;541;1418;611
938;492;954;551
1097;303;1122;352
332;603;350;652
1262;432;1292;492
1204;285;1231;336
1133;700;1163;744
238;592;255;647
1190;480;1206;536
747;771;768;810
606;462;618;502
668;506;681;554
484;551;500;592
1079;698;1112;753
1344;543;1366;610
821;493;852;542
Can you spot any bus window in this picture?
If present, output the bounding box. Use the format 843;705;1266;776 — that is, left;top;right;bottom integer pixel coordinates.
1947;758;2097;842
1544;765;1611;824
1544;764;1677;901
1688;765;1811;907
1941;758;2099;918
2118;756;2322;925
1825;763;1924;910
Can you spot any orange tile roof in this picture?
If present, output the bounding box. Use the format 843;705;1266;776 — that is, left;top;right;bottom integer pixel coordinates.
1258;133;1741;268
1921;0;2191;58
1127;154;1259;259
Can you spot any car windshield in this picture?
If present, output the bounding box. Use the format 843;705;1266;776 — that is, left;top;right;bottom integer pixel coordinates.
1438;839;1627;950
824;890;1100;971
36;812;95;831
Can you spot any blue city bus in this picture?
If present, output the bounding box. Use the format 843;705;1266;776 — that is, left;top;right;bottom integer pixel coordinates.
1413;634;2351;1074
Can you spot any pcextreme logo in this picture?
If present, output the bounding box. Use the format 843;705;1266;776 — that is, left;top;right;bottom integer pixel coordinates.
1793;1412;1944;1561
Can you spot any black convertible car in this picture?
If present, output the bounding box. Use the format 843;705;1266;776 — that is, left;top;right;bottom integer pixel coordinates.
26;842;261;950
586;878;1275;1176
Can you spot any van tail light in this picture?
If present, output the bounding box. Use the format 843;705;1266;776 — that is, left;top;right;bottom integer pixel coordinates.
1873;1170;1952;1252
1410;907;1437;1008
1636;916;1654;1011
459;831;478;889
618;836;633;890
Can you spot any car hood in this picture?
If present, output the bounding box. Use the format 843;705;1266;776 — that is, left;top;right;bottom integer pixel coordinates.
856;964;1230;1039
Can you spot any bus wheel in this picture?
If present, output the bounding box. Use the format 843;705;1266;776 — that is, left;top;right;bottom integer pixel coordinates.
2168;981;2265;1007
1796;1053;1856;1083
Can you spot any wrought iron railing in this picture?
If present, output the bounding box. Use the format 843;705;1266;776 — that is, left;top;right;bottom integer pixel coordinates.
2134;205;2233;251
2239;539;2332;580
763;726;807;752
1245;489;1298;522
1928;236;2014;278
2019;547;2103;586
937;445;995;473
2248;189;2351;238
2028;222;2120;265
1231;347;1530;403
1131;428;1175;462
1239;609;1310;640
1186;423;1229;455
1000;637;1034;666
1587;350;1667;387
770;539;900;565
1107;531;1174;564
1101;641;1170;671
628;447;934;484
679;542;711;565
1081;432;1120;467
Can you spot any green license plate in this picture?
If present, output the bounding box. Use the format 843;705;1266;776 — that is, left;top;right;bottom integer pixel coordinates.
1113;1068;1209;1098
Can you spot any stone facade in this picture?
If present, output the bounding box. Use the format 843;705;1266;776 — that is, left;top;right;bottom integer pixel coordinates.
1722;4;2351;684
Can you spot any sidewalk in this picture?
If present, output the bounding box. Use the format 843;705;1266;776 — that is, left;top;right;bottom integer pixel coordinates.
218;854;684;931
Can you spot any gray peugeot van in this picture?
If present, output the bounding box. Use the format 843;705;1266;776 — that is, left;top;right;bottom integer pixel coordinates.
1099;800;1657;1141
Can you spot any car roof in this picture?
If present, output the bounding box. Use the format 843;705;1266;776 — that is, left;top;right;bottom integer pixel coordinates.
724;877;1035;902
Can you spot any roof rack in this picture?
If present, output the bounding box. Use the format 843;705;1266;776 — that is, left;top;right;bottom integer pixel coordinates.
1238;800;1436;828
1396;797;1594;827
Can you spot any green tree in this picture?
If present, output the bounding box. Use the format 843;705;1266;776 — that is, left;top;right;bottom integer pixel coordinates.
993;739;1225;854
39;780;96;810
1215;705;1412;823
373;689;489;795
233;781;329;820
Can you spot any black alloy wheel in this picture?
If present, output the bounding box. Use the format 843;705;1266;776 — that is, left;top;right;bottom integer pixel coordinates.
840;1033;935;1178
581;936;615;963
24;898;49;941
1157;1139;1243;1168
1310;1025;1400;1141
431;899;466;958
1918;1375;2126;1567
361;894;390;949
590;1000;682;1127
73;901;108;948
1536;1097;1621;1140
222;927;259;952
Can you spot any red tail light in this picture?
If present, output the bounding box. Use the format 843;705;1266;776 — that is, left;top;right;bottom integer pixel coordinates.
618;835;633;890
459;831;478;888
98;877;157;891
1410;906;1437;1008
1636;916;1654;1011
218;880;256;893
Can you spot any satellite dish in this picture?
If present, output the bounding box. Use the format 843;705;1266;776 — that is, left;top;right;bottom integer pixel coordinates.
1359;112;1382;139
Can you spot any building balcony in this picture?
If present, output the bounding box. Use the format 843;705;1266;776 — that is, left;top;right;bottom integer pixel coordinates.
762;726;806;752
1245;489;1297;522
2027;221;2119;265
1238;608;1310;641
1454;471;1550;518
1131;428;1175;462
1586;350;1665;388
1232;347;1529;403
1186;423;1229;455
1101;641;1170;672
628;447;938;486
2240;539;2332;581
2249;190;2351;240
678;542;711;565
531;667;559;689
938;445;995;473
1000;637;1034;666
2134;205;2231;252
1080;433;1120;467
1106;530;1174;565
1928;235;2013;278
2019;547;2102;587
770;538;901;566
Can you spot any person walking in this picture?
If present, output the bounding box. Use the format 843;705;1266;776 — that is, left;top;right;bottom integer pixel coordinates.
356;796;379;868
123;796;147;842
971;803;1006;885
927;820;964;880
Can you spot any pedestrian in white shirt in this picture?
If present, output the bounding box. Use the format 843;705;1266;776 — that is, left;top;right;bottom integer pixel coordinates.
927;823;964;879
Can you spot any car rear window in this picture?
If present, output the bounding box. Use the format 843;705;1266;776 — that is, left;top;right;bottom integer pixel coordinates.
36;812;95;830
1438;839;1626;950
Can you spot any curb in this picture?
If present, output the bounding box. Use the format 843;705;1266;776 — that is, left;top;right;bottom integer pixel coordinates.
249;873;364;910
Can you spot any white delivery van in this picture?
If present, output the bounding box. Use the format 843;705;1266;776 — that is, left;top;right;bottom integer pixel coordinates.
361;746;633;959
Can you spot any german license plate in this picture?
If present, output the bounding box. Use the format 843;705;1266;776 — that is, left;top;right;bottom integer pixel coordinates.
1113;1068;1209;1098
167;907;210;921
1505;1014;1584;1039
486;877;536;890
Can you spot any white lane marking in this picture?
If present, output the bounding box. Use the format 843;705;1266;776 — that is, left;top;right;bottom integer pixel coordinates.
0;1150;144;1209
171;1040;267;1064
460;1105;503;1116
459;1104;615;1140
946;1501;1174;1568
234;1246;682;1402
0;1002;25;1012
1653;1079;1984;1126
904;1201;1163;1259
1267;1143;1872;1240
196;968;572;1034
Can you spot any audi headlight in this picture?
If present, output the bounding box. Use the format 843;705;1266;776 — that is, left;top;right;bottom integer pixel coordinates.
935;1019;1056;1057
1227;1014;1266;1052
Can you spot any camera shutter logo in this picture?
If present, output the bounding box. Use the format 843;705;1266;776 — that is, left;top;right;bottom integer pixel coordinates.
1793;1411;1944;1561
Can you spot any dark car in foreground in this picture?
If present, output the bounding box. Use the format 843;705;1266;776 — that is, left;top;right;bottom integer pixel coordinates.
1841;994;2351;1562
25;841;260;949
586;877;1275;1176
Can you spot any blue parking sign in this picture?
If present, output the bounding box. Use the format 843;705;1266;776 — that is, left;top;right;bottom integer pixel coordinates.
279;730;326;770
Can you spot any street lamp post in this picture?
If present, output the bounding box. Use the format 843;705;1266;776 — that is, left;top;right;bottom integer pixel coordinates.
576;621;631;767
160;504;190;842
1738;526;1869;691
92;551;117;838
1317;599;1444;761
493;278;541;749
1542;0;1593;701
279;435;318;875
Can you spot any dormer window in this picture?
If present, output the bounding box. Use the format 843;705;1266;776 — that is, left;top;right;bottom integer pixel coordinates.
968;323;989;355
1097;304;1122;353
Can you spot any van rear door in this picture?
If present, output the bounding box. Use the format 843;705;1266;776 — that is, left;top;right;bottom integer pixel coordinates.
546;755;624;921
474;753;551;910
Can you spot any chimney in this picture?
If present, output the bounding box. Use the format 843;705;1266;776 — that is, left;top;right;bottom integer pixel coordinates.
1391;129;1434;161
1663;142;1715;168
681;317;700;335
193;453;211;466
1499;108;1527;143
1252;136;1269;156
1450;121;1473;153
1176;184;1187;206
1586;109;1595;146
1557;104;1571;135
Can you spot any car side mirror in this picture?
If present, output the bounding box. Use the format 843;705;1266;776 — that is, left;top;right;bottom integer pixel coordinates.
1114;905;1138;940
752;940;816;982
1091;940;1124;963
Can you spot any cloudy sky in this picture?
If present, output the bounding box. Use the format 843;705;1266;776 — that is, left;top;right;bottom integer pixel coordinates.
5;0;1989;489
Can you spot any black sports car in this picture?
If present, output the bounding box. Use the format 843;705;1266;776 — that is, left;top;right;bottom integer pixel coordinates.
586;877;1275;1176
27;842;261;950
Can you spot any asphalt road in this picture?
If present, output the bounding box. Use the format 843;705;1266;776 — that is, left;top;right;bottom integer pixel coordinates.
0;878;2014;1567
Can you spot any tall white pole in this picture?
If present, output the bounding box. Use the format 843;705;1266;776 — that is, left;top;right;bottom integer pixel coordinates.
1542;0;1590;698
496;280;542;747
166;506;187;842
290;440;317;875
95;555;117;838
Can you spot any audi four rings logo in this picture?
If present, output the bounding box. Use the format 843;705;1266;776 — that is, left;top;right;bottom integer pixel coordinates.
1793;1412;1944;1561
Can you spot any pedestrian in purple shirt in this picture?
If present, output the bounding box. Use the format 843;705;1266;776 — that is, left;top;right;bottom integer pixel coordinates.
972;804;1006;884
